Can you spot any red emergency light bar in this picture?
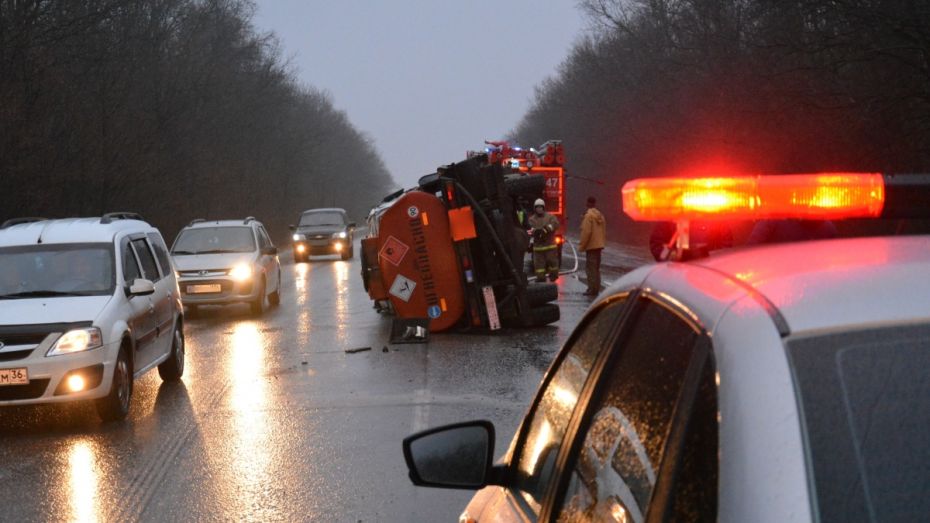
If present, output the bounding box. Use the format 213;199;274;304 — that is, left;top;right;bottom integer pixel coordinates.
622;173;886;221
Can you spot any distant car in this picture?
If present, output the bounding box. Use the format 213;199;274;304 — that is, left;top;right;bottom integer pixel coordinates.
171;217;281;315
0;214;185;422
401;173;930;522
290;208;356;262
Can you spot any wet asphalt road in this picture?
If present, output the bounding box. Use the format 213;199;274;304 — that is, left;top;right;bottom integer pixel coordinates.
0;245;615;522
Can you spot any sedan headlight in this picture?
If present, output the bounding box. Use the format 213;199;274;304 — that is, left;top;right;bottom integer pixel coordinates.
229;264;253;281
333;231;347;239
47;328;103;357
293;233;305;242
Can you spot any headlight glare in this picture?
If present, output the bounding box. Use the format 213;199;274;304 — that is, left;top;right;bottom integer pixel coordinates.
47;328;103;356
229;264;253;281
334;231;347;239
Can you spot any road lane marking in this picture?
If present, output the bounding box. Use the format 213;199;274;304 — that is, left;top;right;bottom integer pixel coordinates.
412;388;430;433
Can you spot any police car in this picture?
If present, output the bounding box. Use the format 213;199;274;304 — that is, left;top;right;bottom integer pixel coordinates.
0;214;184;421
402;173;930;522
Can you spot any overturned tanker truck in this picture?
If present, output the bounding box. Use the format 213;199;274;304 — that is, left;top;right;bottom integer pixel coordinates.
360;145;564;332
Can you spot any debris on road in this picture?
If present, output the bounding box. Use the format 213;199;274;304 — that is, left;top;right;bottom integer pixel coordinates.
345;346;372;354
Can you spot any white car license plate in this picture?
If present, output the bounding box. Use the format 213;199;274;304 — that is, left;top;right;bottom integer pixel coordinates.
188;284;221;294
0;368;28;386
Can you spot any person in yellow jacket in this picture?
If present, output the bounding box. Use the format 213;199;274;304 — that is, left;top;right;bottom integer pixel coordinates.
579;196;607;295
528;198;560;282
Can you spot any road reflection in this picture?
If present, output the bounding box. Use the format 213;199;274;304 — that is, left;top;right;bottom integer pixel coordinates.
221;321;272;515
68;439;100;523
333;261;349;345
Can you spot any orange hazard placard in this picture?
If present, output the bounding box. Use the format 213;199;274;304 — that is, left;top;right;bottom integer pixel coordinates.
448;206;477;242
379;236;409;266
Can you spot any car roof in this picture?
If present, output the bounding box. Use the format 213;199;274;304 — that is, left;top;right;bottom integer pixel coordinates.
300;208;345;214
0;218;156;247
608;235;930;336
184;220;260;229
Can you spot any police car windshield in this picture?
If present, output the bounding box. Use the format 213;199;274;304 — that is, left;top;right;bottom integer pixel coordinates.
299;212;344;227
787;323;930;521
172;227;255;254
0;244;115;297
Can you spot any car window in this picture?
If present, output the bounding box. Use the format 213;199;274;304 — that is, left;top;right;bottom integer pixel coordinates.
257;226;271;249
787;323;930;523
122;240;142;284
172;226;256;254
131;238;161;281
299;211;345;226
556;299;700;523
147;233;173;276
513;297;628;514
0;243;115;296
667;358;718;521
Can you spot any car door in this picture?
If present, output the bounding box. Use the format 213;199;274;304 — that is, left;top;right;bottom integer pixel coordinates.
129;236;168;368
550;294;718;522
146;233;177;354
474;295;633;522
256;225;278;292
121;237;157;369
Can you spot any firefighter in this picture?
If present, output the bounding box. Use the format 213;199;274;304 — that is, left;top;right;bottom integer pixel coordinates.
579;196;606;296
529;198;560;282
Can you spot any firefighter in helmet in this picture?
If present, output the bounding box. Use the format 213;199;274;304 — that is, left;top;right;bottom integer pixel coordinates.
528;198;560;282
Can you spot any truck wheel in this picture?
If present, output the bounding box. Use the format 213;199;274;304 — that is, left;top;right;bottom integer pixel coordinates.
505;174;546;197
524;283;559;306
360;246;371;293
158;322;185;382
96;345;133;422
523;303;560;327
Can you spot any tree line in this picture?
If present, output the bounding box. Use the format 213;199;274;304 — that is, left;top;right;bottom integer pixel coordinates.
0;0;395;242
511;0;930;242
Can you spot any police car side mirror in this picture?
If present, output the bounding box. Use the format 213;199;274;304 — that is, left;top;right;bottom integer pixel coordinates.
348;222;357;229
403;420;502;490
288;224;295;231
127;279;155;297
261;246;277;256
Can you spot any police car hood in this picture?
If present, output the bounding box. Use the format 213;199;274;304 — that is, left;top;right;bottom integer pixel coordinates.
0;296;112;325
172;252;256;272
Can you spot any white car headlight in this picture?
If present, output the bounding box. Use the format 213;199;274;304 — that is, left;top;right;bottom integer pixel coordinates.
47;327;103;357
229;264;253;281
333;231;347;239
293;234;303;242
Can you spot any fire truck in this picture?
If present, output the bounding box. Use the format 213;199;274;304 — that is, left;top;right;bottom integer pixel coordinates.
481;140;567;262
360;142;567;333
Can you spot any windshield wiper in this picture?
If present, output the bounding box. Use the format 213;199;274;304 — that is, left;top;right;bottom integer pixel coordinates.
0;290;97;299
172;250;197;255
190;249;245;254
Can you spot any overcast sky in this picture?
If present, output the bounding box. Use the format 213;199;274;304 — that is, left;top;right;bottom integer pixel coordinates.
252;0;586;188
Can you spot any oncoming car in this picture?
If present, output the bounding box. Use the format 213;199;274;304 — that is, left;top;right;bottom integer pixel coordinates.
0;214;184;422
402;173;930;522
289;208;356;262
171;217;281;315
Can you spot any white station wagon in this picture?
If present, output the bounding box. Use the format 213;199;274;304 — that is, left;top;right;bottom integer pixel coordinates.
0;214;184;421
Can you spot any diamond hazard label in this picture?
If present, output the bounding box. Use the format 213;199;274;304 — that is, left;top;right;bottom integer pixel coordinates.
379;236;409;267
389;275;417;303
